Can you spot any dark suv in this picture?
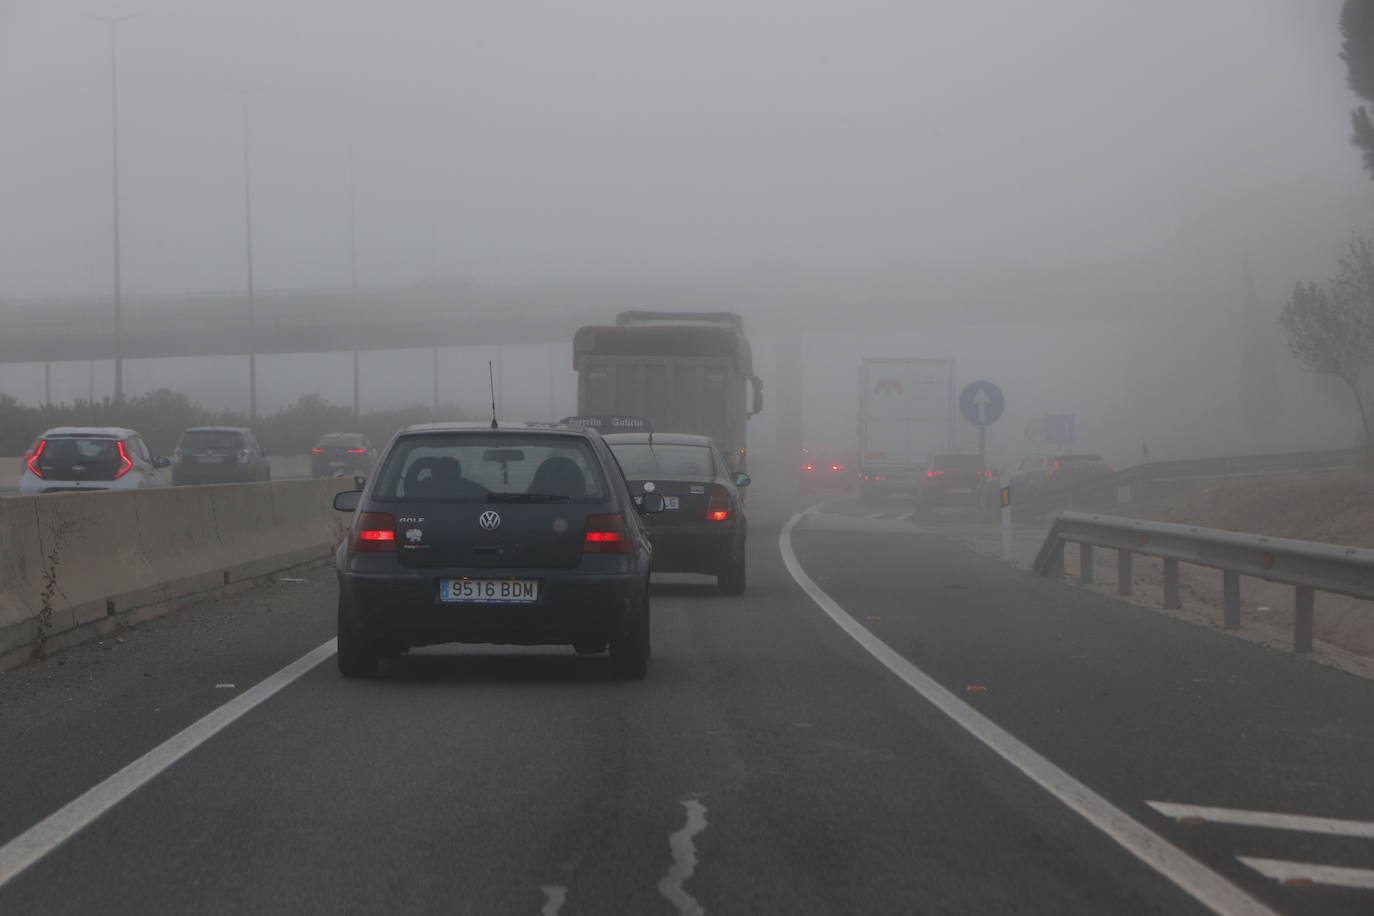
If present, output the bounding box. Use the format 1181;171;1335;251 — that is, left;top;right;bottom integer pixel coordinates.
172;427;271;485
332;422;662;679
310;432;377;478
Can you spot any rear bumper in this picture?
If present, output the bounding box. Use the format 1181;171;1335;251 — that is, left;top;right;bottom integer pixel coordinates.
337;563;646;648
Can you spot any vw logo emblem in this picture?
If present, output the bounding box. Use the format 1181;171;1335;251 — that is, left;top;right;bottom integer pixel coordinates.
478;511;502;531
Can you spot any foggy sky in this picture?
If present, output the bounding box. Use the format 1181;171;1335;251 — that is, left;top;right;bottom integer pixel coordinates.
1;0;1366;302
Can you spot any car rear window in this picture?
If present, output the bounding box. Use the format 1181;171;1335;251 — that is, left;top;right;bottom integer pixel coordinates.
180;430;244;449
317;434;364;448
608;443;715;478
930;454;984;468
42;437;120;461
373;434;609;501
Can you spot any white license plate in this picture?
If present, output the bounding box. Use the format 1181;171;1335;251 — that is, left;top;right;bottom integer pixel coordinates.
198;455;225;464
950;488;972;495
439;578;539;604
664;496;680;510
328;460;345;467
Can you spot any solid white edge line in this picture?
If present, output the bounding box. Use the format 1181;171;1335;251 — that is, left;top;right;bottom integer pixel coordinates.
779;512;1278;916
0;638;337;890
1149;801;1374;839
1238;857;1374;890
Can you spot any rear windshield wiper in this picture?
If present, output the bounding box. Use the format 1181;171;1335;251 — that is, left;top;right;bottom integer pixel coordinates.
487;492;571;503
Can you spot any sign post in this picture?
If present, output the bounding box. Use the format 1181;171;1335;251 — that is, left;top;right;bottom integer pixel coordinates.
958;380;1005;470
1000;470;1013;562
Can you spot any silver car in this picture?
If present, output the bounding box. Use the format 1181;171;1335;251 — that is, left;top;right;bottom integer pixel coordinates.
18;427;171;495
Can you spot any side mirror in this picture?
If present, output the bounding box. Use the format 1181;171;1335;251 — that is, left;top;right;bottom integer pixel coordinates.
733;472;751;488
154;456;171;469
639;492;665;514
333;490;362;512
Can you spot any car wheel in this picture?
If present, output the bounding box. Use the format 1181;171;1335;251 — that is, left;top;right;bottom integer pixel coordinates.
717;545;747;595
608;595;649;680
337;603;379;678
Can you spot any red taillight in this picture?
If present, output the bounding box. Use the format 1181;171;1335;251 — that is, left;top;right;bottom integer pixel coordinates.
113;441;134;479
1046;460;1061;477
982;470;995;478
801;464;814;471
351;512;396;552
831;464;844;471
707;485;732;522
861;473;883;482
311;448;325;453
927;470;945;478
26;441;47;478
584;514;631;553
347;448;366;454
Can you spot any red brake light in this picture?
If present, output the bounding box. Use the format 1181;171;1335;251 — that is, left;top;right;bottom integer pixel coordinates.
707;485;732;522
1046;460;1061;477
982;470;994;478
831;464;844;471
311;448;325;453
927;470;945;478
113;441;134;479
347;448;367;454
584;514;631;553
351;512;396;552
802;464;814;471
26;441;47;478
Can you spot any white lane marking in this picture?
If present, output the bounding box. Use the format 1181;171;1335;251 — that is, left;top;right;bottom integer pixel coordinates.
865;512;885;519
1149;801;1374;839
539;885;568;915
1239;857;1374;890
657;797;708;916
778;513;1278;916
898;512;914;522
0;639;336;890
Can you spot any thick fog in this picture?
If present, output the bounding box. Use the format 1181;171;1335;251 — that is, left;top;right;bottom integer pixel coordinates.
1;0;1368;463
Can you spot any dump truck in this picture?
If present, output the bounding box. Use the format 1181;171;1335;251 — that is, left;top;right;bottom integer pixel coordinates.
573;311;763;468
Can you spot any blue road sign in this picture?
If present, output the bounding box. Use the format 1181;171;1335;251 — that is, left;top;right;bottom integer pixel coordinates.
959;381;1004;426
1045;413;1075;446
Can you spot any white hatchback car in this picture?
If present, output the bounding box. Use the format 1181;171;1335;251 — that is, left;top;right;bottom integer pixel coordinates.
19;427;171;495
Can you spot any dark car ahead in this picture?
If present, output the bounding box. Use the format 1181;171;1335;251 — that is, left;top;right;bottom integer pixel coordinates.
602;432;749;594
311;432;377;478
332;422;661;679
798;447;856;491
915;452;993;510
172;427;271;485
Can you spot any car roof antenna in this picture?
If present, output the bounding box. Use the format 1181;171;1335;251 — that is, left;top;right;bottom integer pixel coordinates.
488;361;498;429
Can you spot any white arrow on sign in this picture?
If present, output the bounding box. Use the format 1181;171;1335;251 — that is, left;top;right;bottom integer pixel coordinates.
972;386;992;424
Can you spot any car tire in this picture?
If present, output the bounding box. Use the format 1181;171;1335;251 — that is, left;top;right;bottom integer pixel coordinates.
337;603;379;678
608;595;649;680
717;546;747;595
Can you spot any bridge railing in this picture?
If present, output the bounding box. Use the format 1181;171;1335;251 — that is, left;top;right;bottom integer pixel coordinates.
1032;511;1374;654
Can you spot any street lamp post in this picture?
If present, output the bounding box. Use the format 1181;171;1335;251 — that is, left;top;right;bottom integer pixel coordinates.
92;14;138;403
237;91;258;419
349;145;360;418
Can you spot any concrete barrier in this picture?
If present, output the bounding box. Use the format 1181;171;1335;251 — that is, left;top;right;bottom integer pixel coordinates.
0;477;352;669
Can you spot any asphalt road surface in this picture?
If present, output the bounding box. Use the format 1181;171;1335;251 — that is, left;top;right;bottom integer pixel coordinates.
1;480;1372;914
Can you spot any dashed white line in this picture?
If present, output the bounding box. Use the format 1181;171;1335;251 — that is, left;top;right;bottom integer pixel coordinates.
657;797;708;916
778;512;1278;916
539;885;568;915
1239;857;1374;890
0;639;337;890
1149;801;1374;839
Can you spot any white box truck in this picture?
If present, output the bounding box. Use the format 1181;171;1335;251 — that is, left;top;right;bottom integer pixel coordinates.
858;358;955;502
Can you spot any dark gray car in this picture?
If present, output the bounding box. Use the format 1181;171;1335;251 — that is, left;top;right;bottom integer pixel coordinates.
172;427;271;485
332;422;661;679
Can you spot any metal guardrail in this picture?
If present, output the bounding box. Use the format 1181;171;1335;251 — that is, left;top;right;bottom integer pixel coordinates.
1010;448;1363;519
1033;512;1374;653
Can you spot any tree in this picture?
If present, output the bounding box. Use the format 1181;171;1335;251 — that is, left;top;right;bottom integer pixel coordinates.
1280;236;1374;444
1343;1;1374;178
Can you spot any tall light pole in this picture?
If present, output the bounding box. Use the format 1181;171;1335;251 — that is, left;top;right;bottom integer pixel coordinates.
236;90;258;419
349;144;360;418
92;14;138;403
